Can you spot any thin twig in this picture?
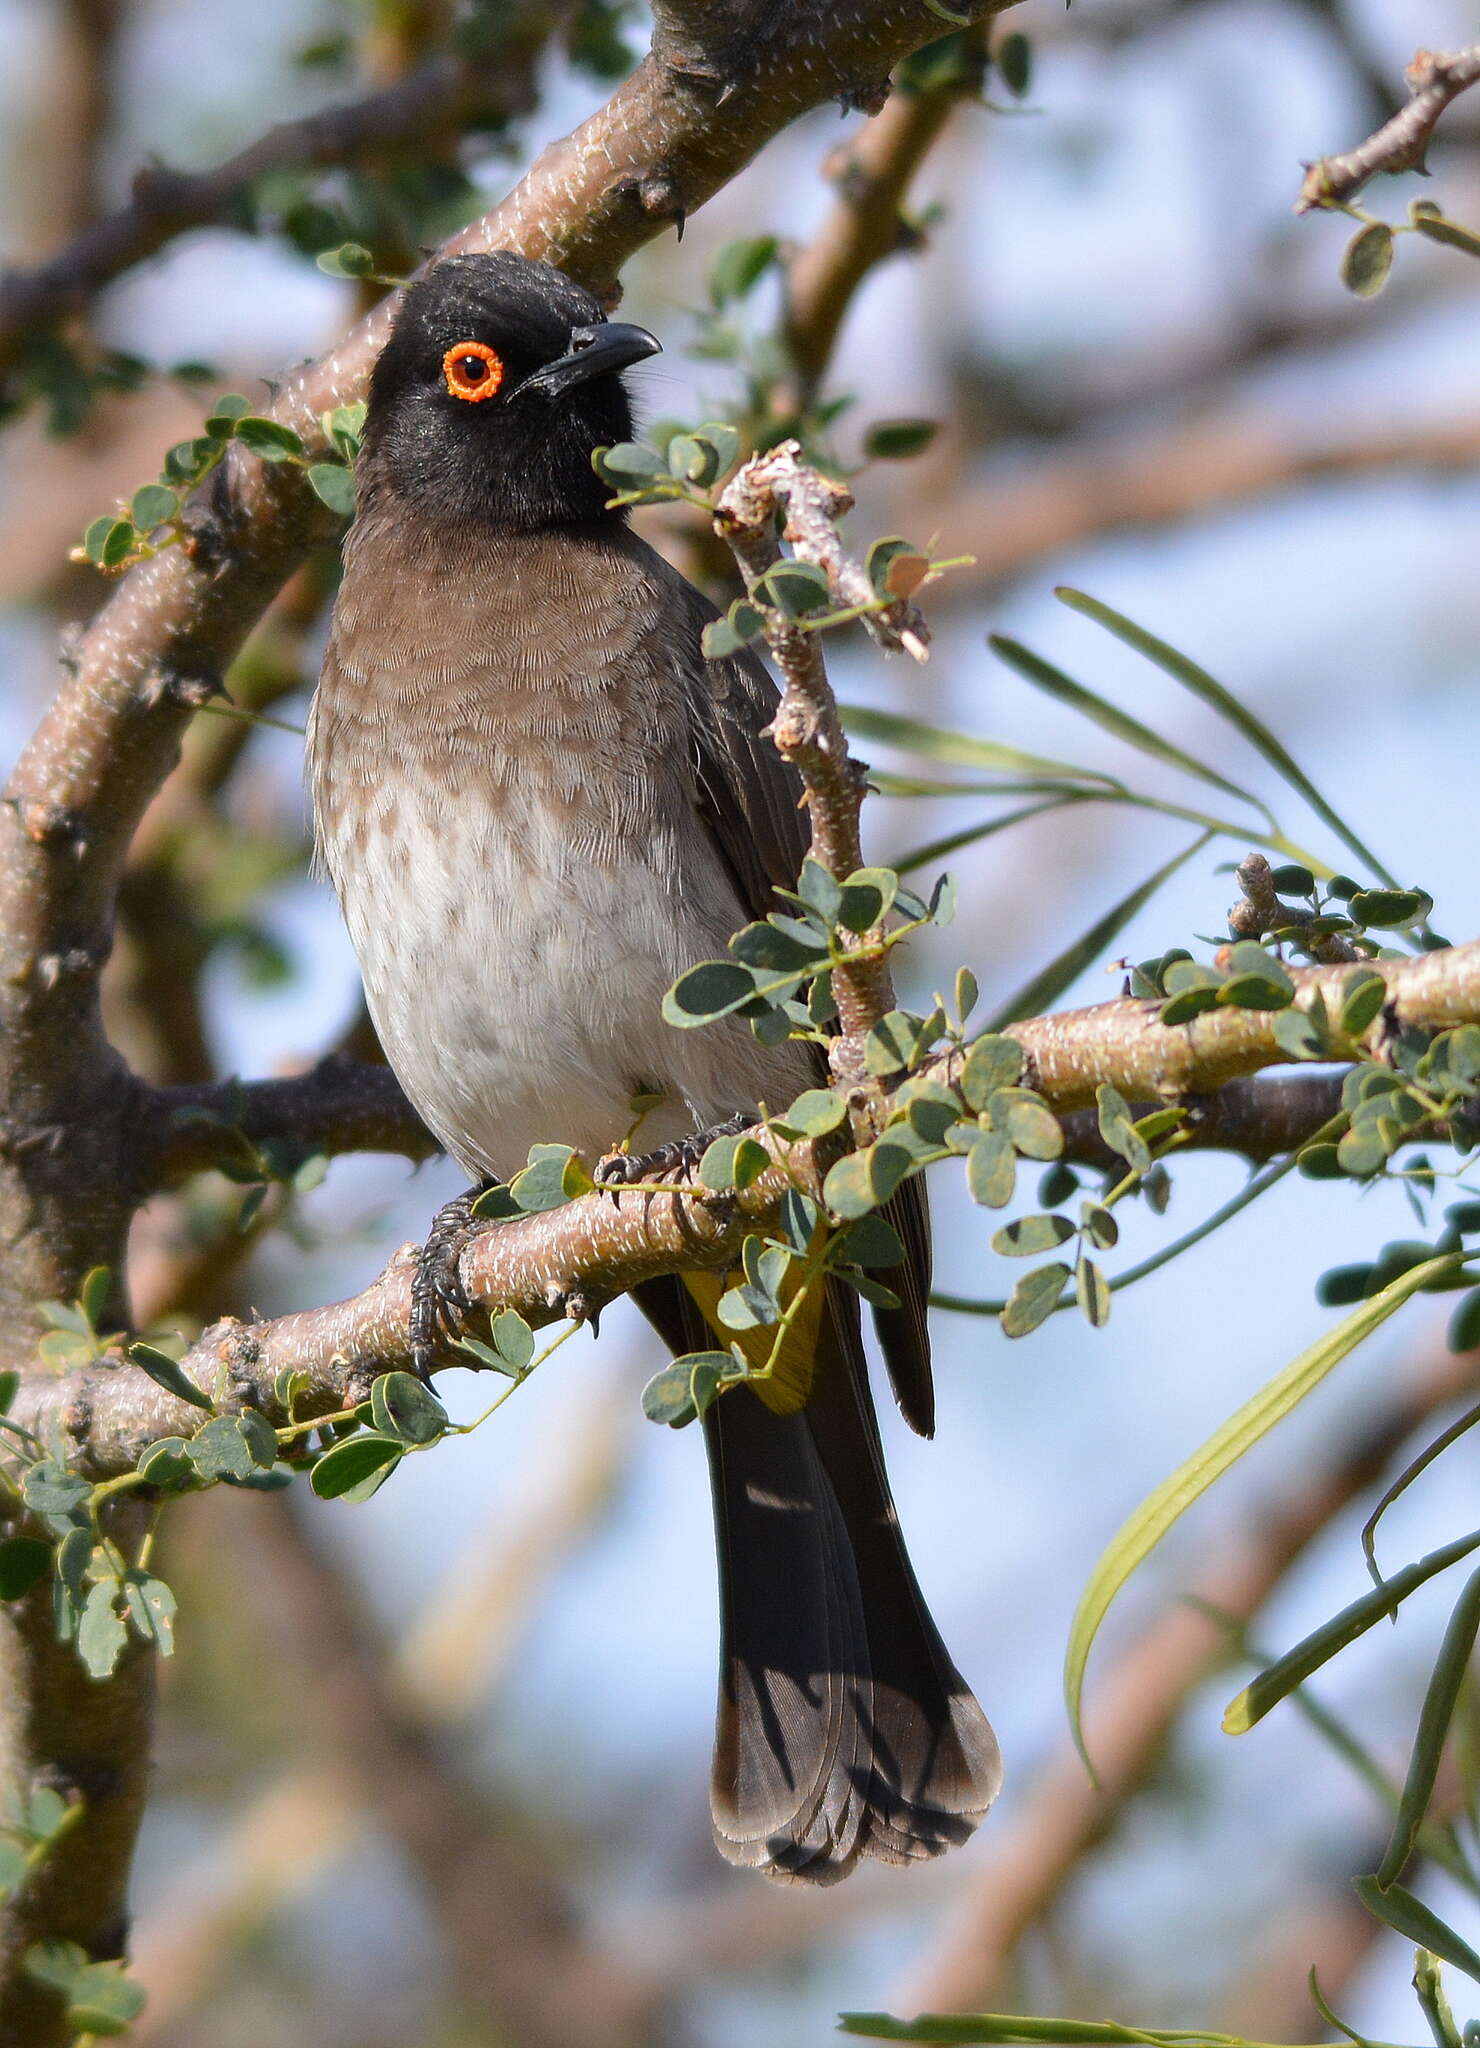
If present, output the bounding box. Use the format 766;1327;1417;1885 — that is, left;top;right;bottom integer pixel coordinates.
713;440;930;1050
1296;41;1480;213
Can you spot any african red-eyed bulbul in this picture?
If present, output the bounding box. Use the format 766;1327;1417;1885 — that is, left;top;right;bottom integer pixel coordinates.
307;252;1000;1883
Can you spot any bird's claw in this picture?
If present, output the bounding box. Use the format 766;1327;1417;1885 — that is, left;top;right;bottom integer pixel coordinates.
409;1187;486;1382
595;1111;756;1195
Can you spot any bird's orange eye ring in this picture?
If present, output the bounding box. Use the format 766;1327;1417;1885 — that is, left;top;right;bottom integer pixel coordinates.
443;341;504;402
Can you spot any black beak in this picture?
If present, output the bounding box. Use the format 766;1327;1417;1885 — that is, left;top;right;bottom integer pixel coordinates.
509;322;662;401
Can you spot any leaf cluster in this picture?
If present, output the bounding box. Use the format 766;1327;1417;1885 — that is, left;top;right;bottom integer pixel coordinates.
77;397;365;575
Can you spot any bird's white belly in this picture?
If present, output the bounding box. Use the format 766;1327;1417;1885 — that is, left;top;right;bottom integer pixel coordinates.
331;782;804;1181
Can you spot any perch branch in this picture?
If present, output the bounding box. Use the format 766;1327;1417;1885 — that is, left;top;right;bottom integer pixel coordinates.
16;931;1480;1475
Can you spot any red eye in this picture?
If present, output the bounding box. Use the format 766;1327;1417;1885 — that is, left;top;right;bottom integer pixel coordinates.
443;341;503;401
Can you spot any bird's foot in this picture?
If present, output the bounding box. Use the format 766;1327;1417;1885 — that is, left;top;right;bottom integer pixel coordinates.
596;1111;756;1191
409;1185;491;1382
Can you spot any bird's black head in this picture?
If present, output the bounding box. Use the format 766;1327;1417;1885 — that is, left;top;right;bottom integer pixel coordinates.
359;252;661;533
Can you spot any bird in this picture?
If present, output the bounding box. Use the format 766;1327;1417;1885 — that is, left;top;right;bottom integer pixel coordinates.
306;250;1001;1884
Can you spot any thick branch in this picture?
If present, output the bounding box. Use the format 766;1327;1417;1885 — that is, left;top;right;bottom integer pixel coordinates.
1296;42;1480;212
1006;937;1480;1111
18;933;1480;1476
142;1055;433;1185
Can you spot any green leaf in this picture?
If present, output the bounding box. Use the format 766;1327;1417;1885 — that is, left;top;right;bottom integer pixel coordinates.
309;1432;403;1501
841;1214;904;1268
991;1214;1075;1257
186;1415;258;1483
966;1132;1016;1209
90;517;136;568
985;834;1212;1031
996;29;1032;94
1339;968;1387;1037
234;416;305;461
308;462;356;515
137;1436;196;1490
1081;1203;1118;1249
122;1571;176;1655
0;1537;52;1600
1056;587;1398;887
999;1097;1063;1160
699;1131;770;1190
666;433;719;486
595;440;666;482
989;634;1266;815
1001;1263;1070;1337
490;1308;535;1373
321;400;367;458
1376;1560;1480;1887
1348;886;1432;930
1217;970;1294;1011
370;1371;448;1445
1096;1083;1151;1172
1229;1533;1480;1750
82;514;118;565
1274;1007;1329;1060
32;1942;147;2036
641;1352;740;1428
863;418;938;460
22;1463;90;1517
77;1581;128;1678
959;1034;1023;1109
25;1940;88;1993
130;483;177;530
1449;1288;1480;1353
316;241;375;277
838;866;898;934
1352;1876;1480;1983
841;705;1120;787
128;1341;212;1411
758;560;830;616
663;960;759;1027
1069;1252;1460;1767
1412;212;1480;260
1076;1257;1111;1327
710;234;778;304
1340;219;1395;296
693;421;741;475
866;1011;925;1076
509;1143;594;1213
775;1088;847;1140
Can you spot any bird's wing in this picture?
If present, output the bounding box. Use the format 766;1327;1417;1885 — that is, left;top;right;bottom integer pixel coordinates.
636;543;936;1437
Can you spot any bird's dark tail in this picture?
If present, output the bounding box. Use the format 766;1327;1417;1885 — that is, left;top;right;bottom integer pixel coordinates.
637;1277;1001;1885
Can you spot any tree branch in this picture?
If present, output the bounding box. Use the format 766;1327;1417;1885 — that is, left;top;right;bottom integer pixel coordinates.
1296;41;1480;213
713;440;930;1049
1006;937;1480;1111
779;26;988;404
16;932;1480;1478
142;1055;432;1186
0;7;564;383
